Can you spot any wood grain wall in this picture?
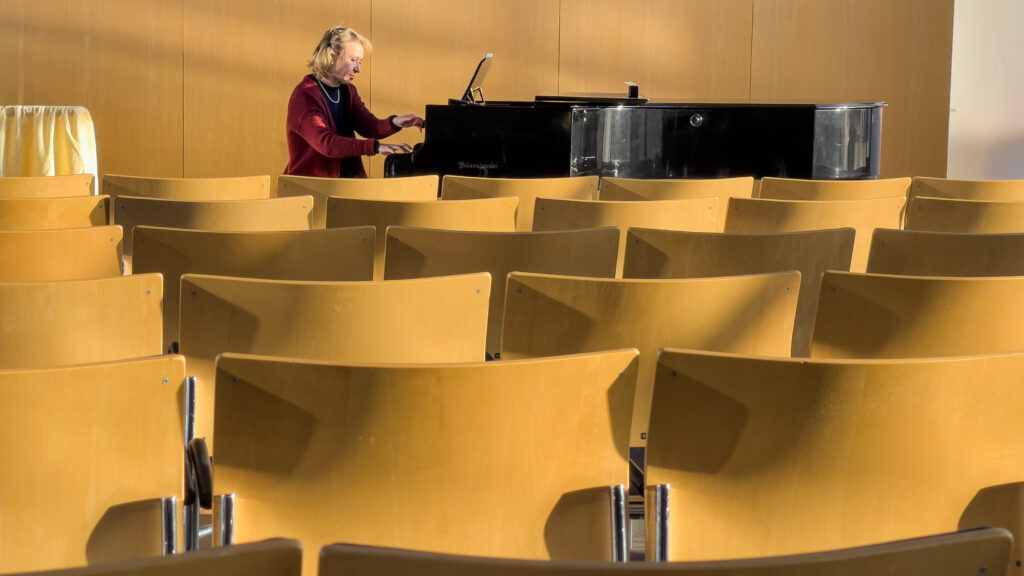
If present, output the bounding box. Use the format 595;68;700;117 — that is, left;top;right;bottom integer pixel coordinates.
0;0;955;181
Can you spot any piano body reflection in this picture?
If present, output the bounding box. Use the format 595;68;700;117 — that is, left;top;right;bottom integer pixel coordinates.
385;96;884;180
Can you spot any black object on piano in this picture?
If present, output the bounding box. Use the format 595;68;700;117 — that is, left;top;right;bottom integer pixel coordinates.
386;59;884;180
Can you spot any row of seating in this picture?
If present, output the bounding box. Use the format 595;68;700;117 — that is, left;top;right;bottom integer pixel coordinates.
6;348;1024;574
10;531;1014;576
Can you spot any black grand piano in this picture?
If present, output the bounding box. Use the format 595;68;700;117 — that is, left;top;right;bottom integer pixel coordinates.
386;56;883;180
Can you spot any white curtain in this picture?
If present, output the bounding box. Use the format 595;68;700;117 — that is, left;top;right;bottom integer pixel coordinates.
0;105;98;193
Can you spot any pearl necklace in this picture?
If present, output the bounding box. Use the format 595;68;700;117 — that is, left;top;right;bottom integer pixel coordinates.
315;76;341;104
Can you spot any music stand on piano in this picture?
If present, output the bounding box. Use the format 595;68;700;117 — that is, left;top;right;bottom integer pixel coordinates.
454;53;493;105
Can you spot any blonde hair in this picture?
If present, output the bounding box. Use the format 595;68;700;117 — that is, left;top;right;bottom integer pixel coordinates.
308;26;372;77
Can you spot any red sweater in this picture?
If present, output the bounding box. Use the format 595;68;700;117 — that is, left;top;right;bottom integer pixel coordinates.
284;75;398;178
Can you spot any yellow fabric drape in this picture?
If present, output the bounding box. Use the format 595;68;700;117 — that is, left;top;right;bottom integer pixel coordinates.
0;106;98;193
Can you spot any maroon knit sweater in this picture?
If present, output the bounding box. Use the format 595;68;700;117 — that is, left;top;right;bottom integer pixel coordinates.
284;75;398;178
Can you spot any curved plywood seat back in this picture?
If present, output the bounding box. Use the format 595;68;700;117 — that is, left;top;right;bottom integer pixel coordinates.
113;195;313;272
0;225;122;281
133;226;374;351
385;226;619;357
868;229;1024;276
905;196;1024;233
441;175;599;231
319;529;1012;576
533;197;719;277
278;174;439;228
213;349;638;573
810;271;1024;359
501;271;800;447
599;177;753;231
0;274;163;369
758;177;911;201
647;348;1024;562
325;196;517;279
623;227;855;357
102;175;270;202
179;273;491;447
0;174;94;199
911;176;1024;201
0;356;185;573
21;539;302;576
0;195;108;230
723;196;906;272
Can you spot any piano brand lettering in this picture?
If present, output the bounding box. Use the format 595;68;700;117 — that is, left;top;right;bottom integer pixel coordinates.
458;161;500;174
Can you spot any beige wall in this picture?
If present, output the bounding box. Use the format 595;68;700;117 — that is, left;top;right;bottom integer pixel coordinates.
0;0;955;181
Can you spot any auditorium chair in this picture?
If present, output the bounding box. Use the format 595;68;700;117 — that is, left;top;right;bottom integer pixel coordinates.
325;196;517;279
500;271;800;448
723;196;906;272
113;195;313;272
208;349;637;575
178;272;491;448
440;175;599;231
278;174;439;228
384;226;619;357
867;228;1024;276
6;539;301;576
645;348;1024;565
0;174;94;198
910;176;1024;201
0;274;162;369
757;177;911;201
622;227;855;357
132;225;374;351
532;197;720;276
102;174;270;202
599;176;753;231
0;225;122;281
0;356;186;572
809;271;1024;359
904;196;1024;233
318;528;1012;576
0;195;108;230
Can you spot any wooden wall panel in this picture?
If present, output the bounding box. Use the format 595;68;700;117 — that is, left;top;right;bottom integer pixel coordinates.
558;0;754;101
0;0;184;178
750;0;955;178
182;0;371;180
368;0;560;177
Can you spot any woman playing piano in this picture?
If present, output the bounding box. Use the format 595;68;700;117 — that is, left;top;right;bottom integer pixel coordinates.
285;26;423;178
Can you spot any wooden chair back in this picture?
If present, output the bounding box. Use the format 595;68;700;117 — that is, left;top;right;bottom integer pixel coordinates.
0;356;185;572
318;529;1012;576
0;225;122;281
102;174;270;201
278;174;439;228
599;176;753;231
179;273;491;447
113;195;313;272
0;195;108;230
809;271;1024;359
384;226;619;357
723;196;906;271
758;177;911;201
647;348;1024;562
325;196;517;279
910;176;1024;201
905;196;1024;233
501;271;799;447
533;197;719;276
133;226;374;351
440;175;599;231
0;174;94;198
623;227;855;356
868;228;1024;276
213;349;637;574
0;274;163;368
17;539;302;576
